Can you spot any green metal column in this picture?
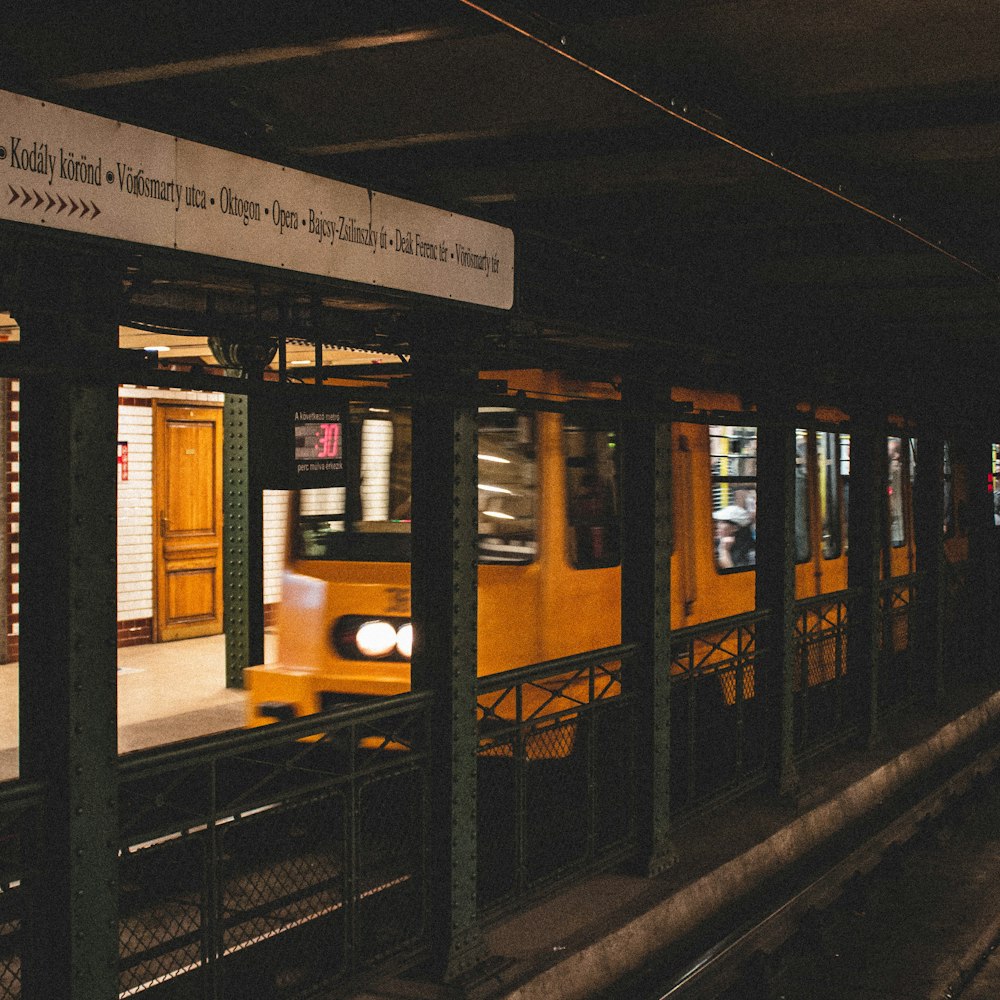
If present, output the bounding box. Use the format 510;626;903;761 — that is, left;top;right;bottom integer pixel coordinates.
754;405;799;796
619;378;675;875
222;391;265;687
408;330;486;980
913;433;944;704
847;409;883;747
15;251;122;999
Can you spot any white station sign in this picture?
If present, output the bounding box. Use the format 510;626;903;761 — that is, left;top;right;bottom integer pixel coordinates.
0;89;514;310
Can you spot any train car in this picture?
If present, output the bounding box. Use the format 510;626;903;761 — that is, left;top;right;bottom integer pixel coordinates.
245;370;962;727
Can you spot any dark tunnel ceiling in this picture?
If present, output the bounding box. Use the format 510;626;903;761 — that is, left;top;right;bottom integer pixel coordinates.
3;0;1000;409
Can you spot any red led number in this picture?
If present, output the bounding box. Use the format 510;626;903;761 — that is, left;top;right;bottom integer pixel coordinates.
315;422;341;459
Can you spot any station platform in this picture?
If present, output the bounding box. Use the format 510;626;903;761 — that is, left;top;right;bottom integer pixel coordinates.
345;677;1000;1000
0;633;275;781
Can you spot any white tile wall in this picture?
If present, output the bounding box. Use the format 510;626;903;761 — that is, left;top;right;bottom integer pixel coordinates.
117;403;154;620
263;490;289;605
360;419;393;520
8;381;16;640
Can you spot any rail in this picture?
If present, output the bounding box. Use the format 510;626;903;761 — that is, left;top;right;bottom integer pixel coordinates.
638;723;1000;998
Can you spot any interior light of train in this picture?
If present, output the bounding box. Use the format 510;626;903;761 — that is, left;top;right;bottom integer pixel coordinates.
355;620;398;658
369;407;390;414
146;345;170;352
395;623;413;659
478;453;510;463
483;510;515;519
478;484;513;493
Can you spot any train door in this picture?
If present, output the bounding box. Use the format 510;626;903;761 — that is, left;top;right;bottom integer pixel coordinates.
476;405;544;674
152;402;224;641
535;410;621;661
804;426;850;595
885;432;916;577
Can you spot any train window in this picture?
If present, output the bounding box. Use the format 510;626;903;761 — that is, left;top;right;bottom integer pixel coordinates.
817;431;842;559
710;425;757;571
294;405;412;561
943;441;954;537
296;486;348;558
564;422;620;569
293;405;537;563
795;429;811;563
887;436;906;547
478;408;537;564
840;434;851;552
992;444;1000;526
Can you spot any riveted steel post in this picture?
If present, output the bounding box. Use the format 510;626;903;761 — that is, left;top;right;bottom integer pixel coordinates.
755;405;799;796
408;330;486;980
223;391;265;687
620;378;675;875
914;433;944;704
967;435;998;681
847;409;883;747
15;251;122;999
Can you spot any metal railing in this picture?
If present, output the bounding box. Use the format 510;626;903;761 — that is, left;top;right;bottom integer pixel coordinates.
0;781;43;1000
476;645;637;913
793;589;856;756
942;561;977;682
1;583;938;998
117;693;433;999
878;574;921;712
669;611;770;817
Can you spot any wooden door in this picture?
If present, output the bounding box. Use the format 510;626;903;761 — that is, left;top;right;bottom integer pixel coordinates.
153;403;224;641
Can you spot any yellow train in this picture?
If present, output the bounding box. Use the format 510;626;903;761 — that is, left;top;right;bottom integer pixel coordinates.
245;370;958;724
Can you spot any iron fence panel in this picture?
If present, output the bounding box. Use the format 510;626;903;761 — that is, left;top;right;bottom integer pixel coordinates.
793;590;855;755
943;561;977;681
669;612;770;817
0;782;42;1000
476;647;636;914
117;693;432;999
878;576;920;712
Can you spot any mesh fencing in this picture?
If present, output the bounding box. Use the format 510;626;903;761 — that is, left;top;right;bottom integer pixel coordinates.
670;612;770;817
793;591;854;755
117;695;431;999
476;648;635;913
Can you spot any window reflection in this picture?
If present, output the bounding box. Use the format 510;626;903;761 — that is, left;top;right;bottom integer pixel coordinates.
710;425;757;570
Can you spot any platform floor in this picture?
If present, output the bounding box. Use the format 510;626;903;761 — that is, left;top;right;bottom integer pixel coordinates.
0;632;274;780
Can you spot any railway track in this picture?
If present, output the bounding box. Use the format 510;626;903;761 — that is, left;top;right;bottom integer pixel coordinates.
599;732;1000;1000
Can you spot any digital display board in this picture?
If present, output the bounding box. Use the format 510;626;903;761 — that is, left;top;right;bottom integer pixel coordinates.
296;419;342;462
293;407;345;487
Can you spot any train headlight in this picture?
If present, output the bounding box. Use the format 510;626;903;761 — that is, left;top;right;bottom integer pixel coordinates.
355;620;398;658
332;616;412;661
395;623;413;659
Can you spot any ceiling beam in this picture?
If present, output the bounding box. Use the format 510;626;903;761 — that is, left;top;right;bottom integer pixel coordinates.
53;26;460;90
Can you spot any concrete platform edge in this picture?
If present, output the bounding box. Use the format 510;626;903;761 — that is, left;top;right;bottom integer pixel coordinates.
498;690;1000;1000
